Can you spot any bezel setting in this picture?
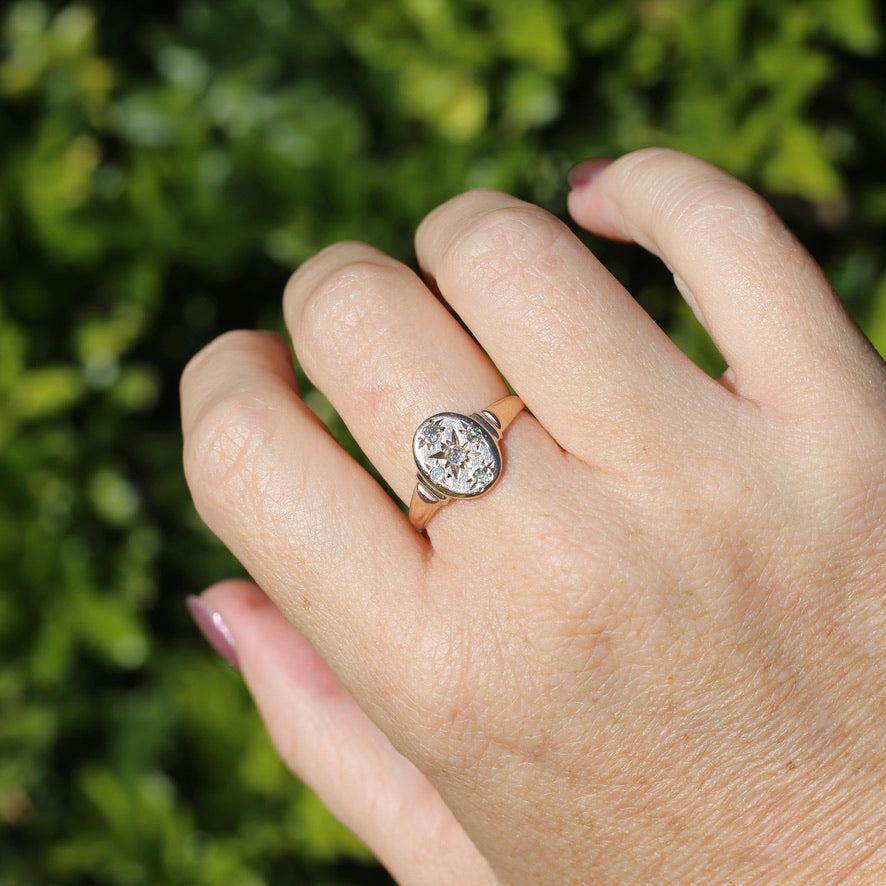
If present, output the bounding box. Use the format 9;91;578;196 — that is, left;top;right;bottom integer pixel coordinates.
412;412;502;500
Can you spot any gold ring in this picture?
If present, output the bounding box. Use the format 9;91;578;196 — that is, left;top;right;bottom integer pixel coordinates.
408;395;524;531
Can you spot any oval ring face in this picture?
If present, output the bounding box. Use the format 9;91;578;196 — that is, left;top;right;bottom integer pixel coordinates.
413;413;502;499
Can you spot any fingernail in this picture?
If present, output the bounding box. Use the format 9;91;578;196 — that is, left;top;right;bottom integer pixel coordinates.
186;595;239;669
567;158;614;189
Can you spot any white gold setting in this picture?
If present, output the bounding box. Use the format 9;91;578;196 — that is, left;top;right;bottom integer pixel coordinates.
413;413;501;499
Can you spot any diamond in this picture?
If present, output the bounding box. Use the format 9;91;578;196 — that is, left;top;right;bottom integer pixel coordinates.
447;445;467;466
473;466;494;488
421;421;442;446
465;425;484;444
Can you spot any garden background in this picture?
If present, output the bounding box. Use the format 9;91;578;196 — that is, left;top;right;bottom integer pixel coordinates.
1;0;884;882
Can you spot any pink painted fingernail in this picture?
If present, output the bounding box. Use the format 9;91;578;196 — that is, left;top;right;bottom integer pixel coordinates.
567;158;614;189
186;595;239;669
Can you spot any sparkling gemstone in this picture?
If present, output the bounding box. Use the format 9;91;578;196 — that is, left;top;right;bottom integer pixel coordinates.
465;425;484;443
413;412;501;498
423;423;442;445
473;466;494;487
447;445;467;466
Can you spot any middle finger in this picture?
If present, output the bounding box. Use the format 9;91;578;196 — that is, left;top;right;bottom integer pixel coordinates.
415;190;729;468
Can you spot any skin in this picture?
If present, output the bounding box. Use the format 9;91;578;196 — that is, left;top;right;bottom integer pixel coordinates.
180;148;886;884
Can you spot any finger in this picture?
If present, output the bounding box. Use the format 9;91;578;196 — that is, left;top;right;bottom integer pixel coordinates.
413;190;725;466
283;241;560;537
180;330;428;732
567;148;881;408
193;581;495;886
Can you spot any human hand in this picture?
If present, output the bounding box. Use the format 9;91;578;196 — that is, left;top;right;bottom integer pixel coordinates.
181;148;886;884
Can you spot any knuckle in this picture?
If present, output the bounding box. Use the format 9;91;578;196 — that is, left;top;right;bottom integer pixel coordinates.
442;200;566;285
613;146;680;190
664;174;777;244
181;329;264;387
284;242;387;312
285;241;374;290
689;188;782;250
617;149;791;257
296;258;399;368
184;386;284;518
284;241;362;293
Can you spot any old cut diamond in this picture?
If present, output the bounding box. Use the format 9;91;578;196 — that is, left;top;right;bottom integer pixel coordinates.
473;466;494;487
422;421;443;446
447;445;467;466
465;424;484;444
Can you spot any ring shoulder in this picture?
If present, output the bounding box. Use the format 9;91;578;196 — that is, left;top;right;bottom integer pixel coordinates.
485;395;525;432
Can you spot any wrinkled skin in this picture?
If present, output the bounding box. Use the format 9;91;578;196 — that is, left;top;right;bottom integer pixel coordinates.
181;149;886;884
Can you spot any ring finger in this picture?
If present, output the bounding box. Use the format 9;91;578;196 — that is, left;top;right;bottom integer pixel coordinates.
283;241;559;543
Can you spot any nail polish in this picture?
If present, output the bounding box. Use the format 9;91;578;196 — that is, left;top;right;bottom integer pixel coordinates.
567;158;614;189
186;595;239;669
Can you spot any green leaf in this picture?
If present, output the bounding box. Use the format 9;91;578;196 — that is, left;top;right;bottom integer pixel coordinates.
492;0;568;75
8;365;85;420
503;68;560;130
818;0;879;54
866;273;886;358
764;121;842;201
71;587;150;669
400;60;488;141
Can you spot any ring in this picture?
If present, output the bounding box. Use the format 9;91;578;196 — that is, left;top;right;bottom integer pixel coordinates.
409;395;525;531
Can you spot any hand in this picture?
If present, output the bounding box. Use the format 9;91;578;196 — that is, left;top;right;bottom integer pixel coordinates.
180;148;886;884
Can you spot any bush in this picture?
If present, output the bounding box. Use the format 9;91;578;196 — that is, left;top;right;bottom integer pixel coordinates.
1;0;883;882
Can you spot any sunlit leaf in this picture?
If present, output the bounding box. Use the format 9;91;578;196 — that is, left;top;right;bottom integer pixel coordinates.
8;365;85;420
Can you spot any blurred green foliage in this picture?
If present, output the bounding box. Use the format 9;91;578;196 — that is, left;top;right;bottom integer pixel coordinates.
0;0;884;882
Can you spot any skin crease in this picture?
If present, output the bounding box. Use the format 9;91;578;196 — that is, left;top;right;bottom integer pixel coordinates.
181;149;886;884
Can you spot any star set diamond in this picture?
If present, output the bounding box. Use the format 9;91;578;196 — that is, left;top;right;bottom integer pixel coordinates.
412;413;501;499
